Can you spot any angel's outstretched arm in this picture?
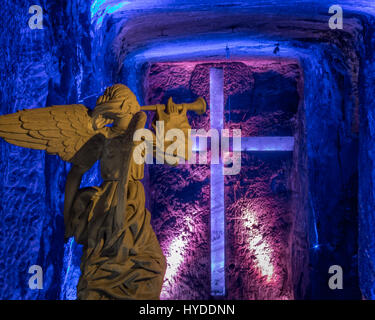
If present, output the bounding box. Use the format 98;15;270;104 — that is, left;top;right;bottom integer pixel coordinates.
63;164;90;232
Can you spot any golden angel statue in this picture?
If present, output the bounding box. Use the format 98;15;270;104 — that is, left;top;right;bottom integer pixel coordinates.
0;84;206;300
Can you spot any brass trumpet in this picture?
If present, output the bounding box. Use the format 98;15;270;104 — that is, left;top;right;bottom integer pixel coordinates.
141;97;206;115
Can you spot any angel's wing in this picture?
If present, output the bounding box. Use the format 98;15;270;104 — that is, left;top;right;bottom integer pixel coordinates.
0;104;98;162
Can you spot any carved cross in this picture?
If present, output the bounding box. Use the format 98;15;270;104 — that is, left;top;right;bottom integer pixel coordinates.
207;68;294;296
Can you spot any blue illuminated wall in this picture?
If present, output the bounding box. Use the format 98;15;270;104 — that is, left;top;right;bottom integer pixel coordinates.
0;0;103;299
0;0;59;299
358;15;375;300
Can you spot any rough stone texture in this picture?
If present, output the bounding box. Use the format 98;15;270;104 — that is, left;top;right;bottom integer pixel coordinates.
0;0;96;300
144;62;211;299
0;0;59;300
289;69;310;300
302;45;361;299
225;152;294;300
149;163;211;300
143;60;302;299
1;0;375;300
358;15;375;300
95;4;374;300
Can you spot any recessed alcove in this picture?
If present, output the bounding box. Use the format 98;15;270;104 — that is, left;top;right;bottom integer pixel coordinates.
0;0;374;300
138;59;304;299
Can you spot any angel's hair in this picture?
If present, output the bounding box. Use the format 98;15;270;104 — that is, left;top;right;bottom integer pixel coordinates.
92;84;141;120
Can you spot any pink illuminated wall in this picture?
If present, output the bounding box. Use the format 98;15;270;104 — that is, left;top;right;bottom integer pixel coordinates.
225;152;295;299
147;163;211;300
142;59;302;299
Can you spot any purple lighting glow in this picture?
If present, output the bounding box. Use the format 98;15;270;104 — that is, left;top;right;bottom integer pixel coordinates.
161;234;188;299
208;66;295;296
242;208;275;282
144;59;297;299
238;137;294;152
161;216;194;300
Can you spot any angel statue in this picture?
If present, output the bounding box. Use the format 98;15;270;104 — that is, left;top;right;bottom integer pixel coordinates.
0;84;206;300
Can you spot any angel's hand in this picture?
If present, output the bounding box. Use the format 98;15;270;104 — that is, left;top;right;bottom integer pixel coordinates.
155;98;189;129
151;99;192;163
166;97;180;117
93;115;114;130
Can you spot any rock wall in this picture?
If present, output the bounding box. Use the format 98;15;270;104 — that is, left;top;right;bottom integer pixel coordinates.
0;0;374;300
0;0;96;300
0;0;59;300
358;14;375;300
143;60;303;299
303;44;361;299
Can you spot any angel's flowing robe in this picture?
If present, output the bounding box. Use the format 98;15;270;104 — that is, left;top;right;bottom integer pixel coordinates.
65;111;187;300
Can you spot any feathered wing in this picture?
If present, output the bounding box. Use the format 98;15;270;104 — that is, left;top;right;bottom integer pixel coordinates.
0;104;97;162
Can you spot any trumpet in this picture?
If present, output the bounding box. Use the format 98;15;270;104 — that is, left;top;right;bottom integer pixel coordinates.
141;97;206;115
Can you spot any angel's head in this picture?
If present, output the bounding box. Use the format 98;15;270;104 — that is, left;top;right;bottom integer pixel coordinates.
92;84;141;130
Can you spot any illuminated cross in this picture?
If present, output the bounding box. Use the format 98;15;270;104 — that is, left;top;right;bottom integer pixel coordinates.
207;68;294;296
